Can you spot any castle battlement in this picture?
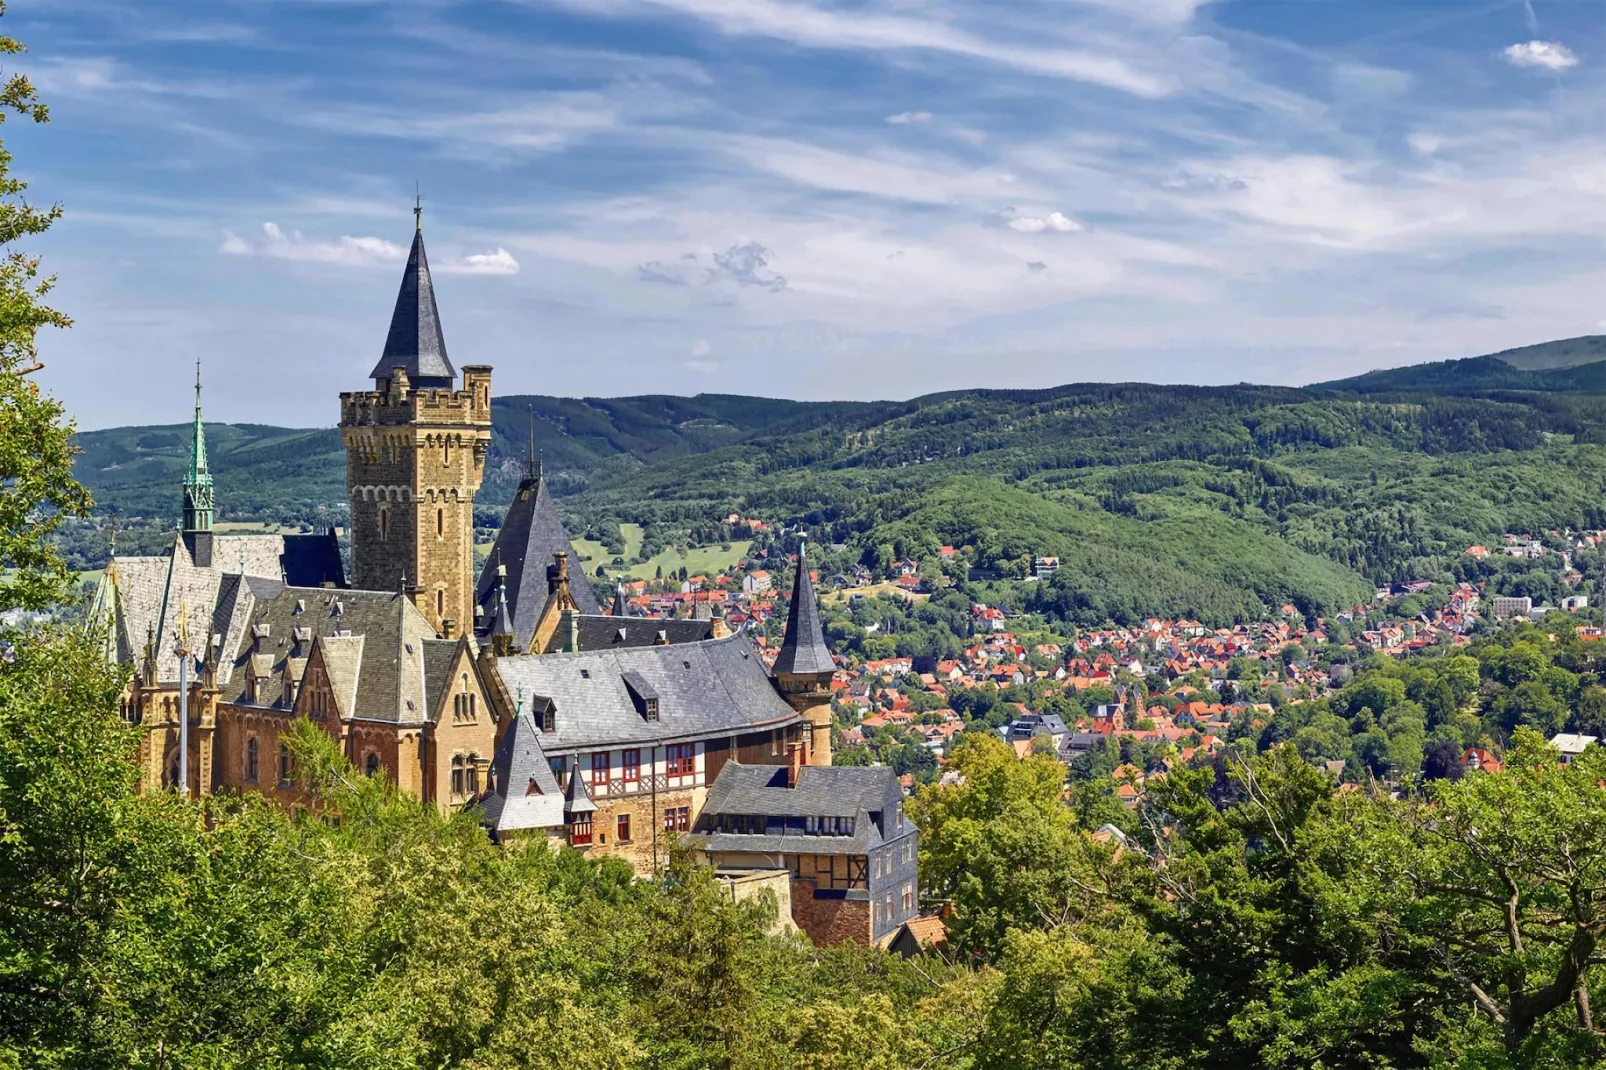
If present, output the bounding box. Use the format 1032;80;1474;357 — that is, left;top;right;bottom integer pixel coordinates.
341;365;492;427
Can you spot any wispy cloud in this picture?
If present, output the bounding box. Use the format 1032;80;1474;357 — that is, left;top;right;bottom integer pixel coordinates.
549;0;1173;96
219;224;519;274
1503;40;1578;71
885;111;931;124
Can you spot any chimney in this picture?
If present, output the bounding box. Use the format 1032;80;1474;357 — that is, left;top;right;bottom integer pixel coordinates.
442;618;458;641
786;740;804;788
561;608;580;653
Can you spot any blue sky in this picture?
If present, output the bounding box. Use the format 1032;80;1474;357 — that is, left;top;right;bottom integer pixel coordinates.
12;0;1606;428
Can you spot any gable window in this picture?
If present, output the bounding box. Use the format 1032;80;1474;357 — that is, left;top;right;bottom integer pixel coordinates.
278;743;294;787
245;737;259;783
451;755;465;796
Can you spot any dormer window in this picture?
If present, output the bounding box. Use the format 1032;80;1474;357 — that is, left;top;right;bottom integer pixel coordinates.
531;696;556;733
622;671;659;722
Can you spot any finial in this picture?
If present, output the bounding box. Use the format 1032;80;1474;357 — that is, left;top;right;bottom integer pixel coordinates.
526;404;536;481
194;357;202;399
414;184;422;231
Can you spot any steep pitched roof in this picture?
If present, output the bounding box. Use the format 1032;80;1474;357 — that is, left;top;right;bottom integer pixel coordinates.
771;540;834;676
492;632;799;752
479;709;564;833
475;470;601;646
367;227;454;385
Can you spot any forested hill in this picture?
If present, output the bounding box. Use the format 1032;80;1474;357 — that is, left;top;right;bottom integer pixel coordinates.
69;335;1606;627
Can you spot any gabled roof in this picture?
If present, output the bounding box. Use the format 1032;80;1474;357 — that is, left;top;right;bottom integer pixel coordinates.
565;613;713;653
771;540;834;676
474;470;601;647
690;761;906;856
368;227;454;385
493;632;799;752
480;709;564;833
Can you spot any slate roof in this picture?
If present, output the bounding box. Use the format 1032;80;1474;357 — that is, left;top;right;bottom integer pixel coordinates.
368;227;455;386
492;632;799;753
479;709;565;833
690;762;904;857
569;614;714;653
99;532;345;683
771;540;834;677
474;470;601;647
212;582;436;724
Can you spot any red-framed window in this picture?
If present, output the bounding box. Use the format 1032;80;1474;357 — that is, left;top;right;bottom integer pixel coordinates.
666;744;695;779
591;752;610;793
662;805;690;832
617;813;632;842
569;814;593;845
621;748;640;783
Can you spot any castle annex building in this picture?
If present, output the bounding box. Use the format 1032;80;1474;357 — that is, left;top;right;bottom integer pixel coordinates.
91;216;905;944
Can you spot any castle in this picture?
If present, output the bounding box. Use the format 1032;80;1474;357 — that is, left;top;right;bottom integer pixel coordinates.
91;214;915;945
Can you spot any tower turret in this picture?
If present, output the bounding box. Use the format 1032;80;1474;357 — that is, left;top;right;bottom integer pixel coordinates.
771;538;835;765
182;360;215;567
340;210;492;635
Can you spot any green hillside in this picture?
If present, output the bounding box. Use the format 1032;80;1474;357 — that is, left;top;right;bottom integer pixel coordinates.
69;337;1606;628
1485;334;1606;371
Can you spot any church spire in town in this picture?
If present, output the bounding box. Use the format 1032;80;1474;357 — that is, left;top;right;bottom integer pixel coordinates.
182;360;214;535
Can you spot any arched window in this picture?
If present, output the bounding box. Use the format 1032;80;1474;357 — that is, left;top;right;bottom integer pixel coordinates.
278;743;294;787
364;752;380;778
378;506;390;540
245;737;259;783
465;755;480;795
451;755;465;796
436;507;444;537
167;756;180;791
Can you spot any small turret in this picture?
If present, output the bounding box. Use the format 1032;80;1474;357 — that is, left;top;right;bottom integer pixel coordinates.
182;361;215;567
771;538;835;766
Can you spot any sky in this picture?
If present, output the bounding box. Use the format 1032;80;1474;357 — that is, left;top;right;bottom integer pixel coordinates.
13;0;1606;429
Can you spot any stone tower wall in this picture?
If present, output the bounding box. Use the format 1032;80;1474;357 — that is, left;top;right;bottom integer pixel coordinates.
341;365;492;633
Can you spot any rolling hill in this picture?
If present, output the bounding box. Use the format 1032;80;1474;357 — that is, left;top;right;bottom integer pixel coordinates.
68;335;1606;628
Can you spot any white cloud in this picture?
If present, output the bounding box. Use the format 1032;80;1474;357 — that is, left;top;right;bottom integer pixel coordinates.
218;224;517;274
885;111;931;124
1406;132;1443;156
439;247;521;275
1503;41;1578;72
217;222;407;266
1007;211;1083;233
557;0;1172;96
690;338;711;356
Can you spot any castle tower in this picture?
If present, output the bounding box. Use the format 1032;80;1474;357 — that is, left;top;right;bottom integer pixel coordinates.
771;538;835;766
182;360;215;567
340;208;492;635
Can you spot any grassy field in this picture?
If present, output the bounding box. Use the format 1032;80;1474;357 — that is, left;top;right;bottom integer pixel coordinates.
821;582;928;606
573;525;751;583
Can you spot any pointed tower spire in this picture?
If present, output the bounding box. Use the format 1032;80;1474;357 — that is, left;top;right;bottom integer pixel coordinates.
772;537;834;676
182;360;214;536
369;204;454;388
526;404;536;481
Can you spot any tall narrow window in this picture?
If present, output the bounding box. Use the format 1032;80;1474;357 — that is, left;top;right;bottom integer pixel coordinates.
365;753;380;777
592;751;610;793
443;439;452;468
466;755;480;795
436;508;444;537
278;743;294;786
378;507;389;540
436;590;445;619
622;748;640;784
617;813;632;842
245;738;259;783
451;755;465;796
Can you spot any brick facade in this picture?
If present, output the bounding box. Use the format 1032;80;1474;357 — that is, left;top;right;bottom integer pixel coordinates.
788;881;873;946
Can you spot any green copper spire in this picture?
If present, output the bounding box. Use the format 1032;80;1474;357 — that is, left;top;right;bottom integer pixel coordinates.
182;359;214;533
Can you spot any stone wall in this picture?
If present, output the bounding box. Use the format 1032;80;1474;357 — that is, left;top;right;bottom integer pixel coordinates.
789;882;873;946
